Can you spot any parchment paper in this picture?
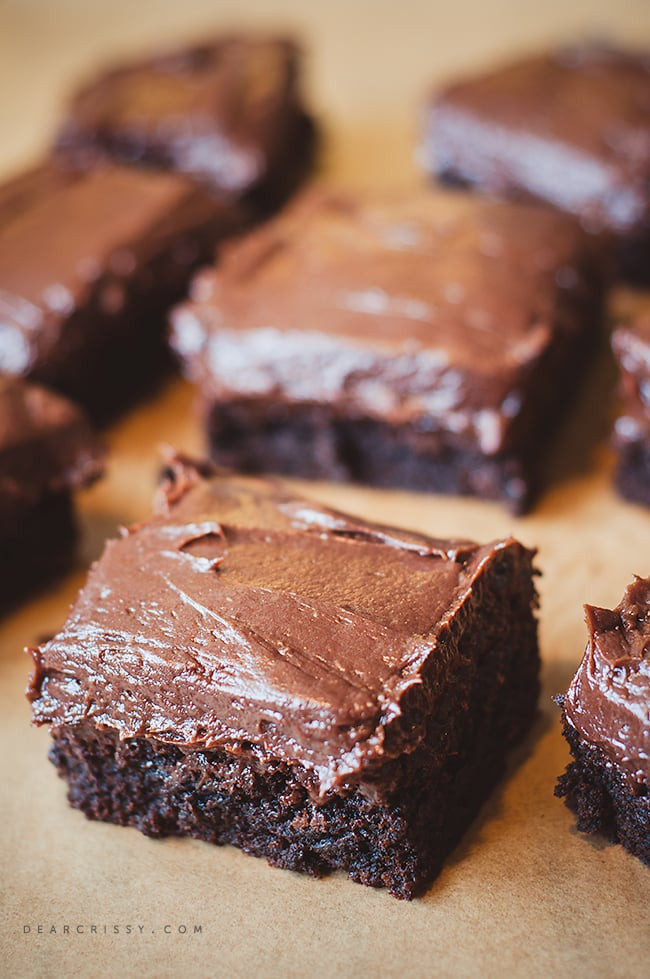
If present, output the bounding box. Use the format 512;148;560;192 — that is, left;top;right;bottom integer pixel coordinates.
2;2;650;976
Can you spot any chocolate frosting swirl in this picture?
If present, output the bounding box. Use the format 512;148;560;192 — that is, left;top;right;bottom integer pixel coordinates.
564;577;650;785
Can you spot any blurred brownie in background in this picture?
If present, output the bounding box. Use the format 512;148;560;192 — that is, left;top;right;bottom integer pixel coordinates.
612;315;650;505
170;187;605;513
0;163;243;421
53;36;317;214
422;44;650;283
0;377;103;610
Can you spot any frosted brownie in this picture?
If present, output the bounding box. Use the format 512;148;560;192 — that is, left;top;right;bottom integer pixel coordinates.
170;188;604;512
422;44;650;282
0;163;241;419
0;377;103;608
556;578;650;865
54;36;316;211
612;316;650;505
29;455;540;898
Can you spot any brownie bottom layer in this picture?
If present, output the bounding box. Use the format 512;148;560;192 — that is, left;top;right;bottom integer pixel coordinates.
49;698;532;901
0;493;77;610
615;442;650;506
45;551;539;898
555;713;650;865
205;404;531;512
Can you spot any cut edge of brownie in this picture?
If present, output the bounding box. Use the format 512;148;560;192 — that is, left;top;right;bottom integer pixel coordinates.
202;403;533;511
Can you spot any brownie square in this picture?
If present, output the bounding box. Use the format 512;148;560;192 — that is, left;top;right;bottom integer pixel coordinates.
612;316;650;505
556;578;650;865
53;36;316;212
28;454;540;898
0;377;103;609
0;163;242;420
170;188;604;513
422;44;650;282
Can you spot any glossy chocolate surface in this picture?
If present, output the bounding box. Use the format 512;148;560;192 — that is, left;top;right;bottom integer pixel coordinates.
29;456;533;794
564;578;650;785
55;36;308;195
427;45;650;235
171;187;600;456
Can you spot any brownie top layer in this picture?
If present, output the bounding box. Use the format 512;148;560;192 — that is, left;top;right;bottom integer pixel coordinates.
171;187;599;456
431;44;650;234
29;454;533;794
55;36;304;194
0;376;103;522
0;163;232;379
564;577;650;785
612;316;650;445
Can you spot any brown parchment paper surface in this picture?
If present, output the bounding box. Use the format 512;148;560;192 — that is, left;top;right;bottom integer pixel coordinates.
1;2;650;976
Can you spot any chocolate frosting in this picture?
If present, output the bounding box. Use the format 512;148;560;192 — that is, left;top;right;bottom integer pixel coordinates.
170;188;599;456
564;578;650;785
612;316;650;446
0;163;235;380
29;456;532;795
429;44;650;234
55;37;304;194
0;377;103;529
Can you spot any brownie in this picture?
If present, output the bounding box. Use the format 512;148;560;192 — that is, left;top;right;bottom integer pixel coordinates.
28;454;540;899
612;316;650;505
53;36;316;212
0;377;103;608
170;188;604;513
423;44;650;282
556;578;650;866
0;163;242;420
